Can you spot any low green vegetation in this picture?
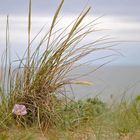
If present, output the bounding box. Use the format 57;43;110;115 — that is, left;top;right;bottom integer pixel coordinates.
1;97;140;139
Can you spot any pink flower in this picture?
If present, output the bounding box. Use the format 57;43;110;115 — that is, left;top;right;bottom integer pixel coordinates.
12;104;27;116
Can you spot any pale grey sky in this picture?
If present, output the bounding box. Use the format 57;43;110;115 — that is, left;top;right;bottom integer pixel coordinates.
0;0;140;16
0;0;140;65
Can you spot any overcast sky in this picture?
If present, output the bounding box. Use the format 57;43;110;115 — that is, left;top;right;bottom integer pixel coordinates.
0;0;140;65
0;0;140;16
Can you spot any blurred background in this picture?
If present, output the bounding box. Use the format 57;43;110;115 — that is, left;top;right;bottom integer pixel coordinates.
0;0;140;100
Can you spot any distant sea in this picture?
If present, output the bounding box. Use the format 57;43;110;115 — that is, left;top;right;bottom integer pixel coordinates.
65;65;140;101
1;65;140;102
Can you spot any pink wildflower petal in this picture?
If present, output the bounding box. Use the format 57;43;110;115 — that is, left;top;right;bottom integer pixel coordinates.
13;104;18;112
12;104;27;116
21;110;27;115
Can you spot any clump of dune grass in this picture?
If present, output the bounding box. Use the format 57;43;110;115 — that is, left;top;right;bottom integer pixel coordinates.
0;0;115;132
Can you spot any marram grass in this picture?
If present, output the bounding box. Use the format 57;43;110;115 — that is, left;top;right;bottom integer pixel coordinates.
0;0;106;130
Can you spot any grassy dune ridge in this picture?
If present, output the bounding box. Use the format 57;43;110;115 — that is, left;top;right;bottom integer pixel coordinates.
1;97;140;139
0;0;140;139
